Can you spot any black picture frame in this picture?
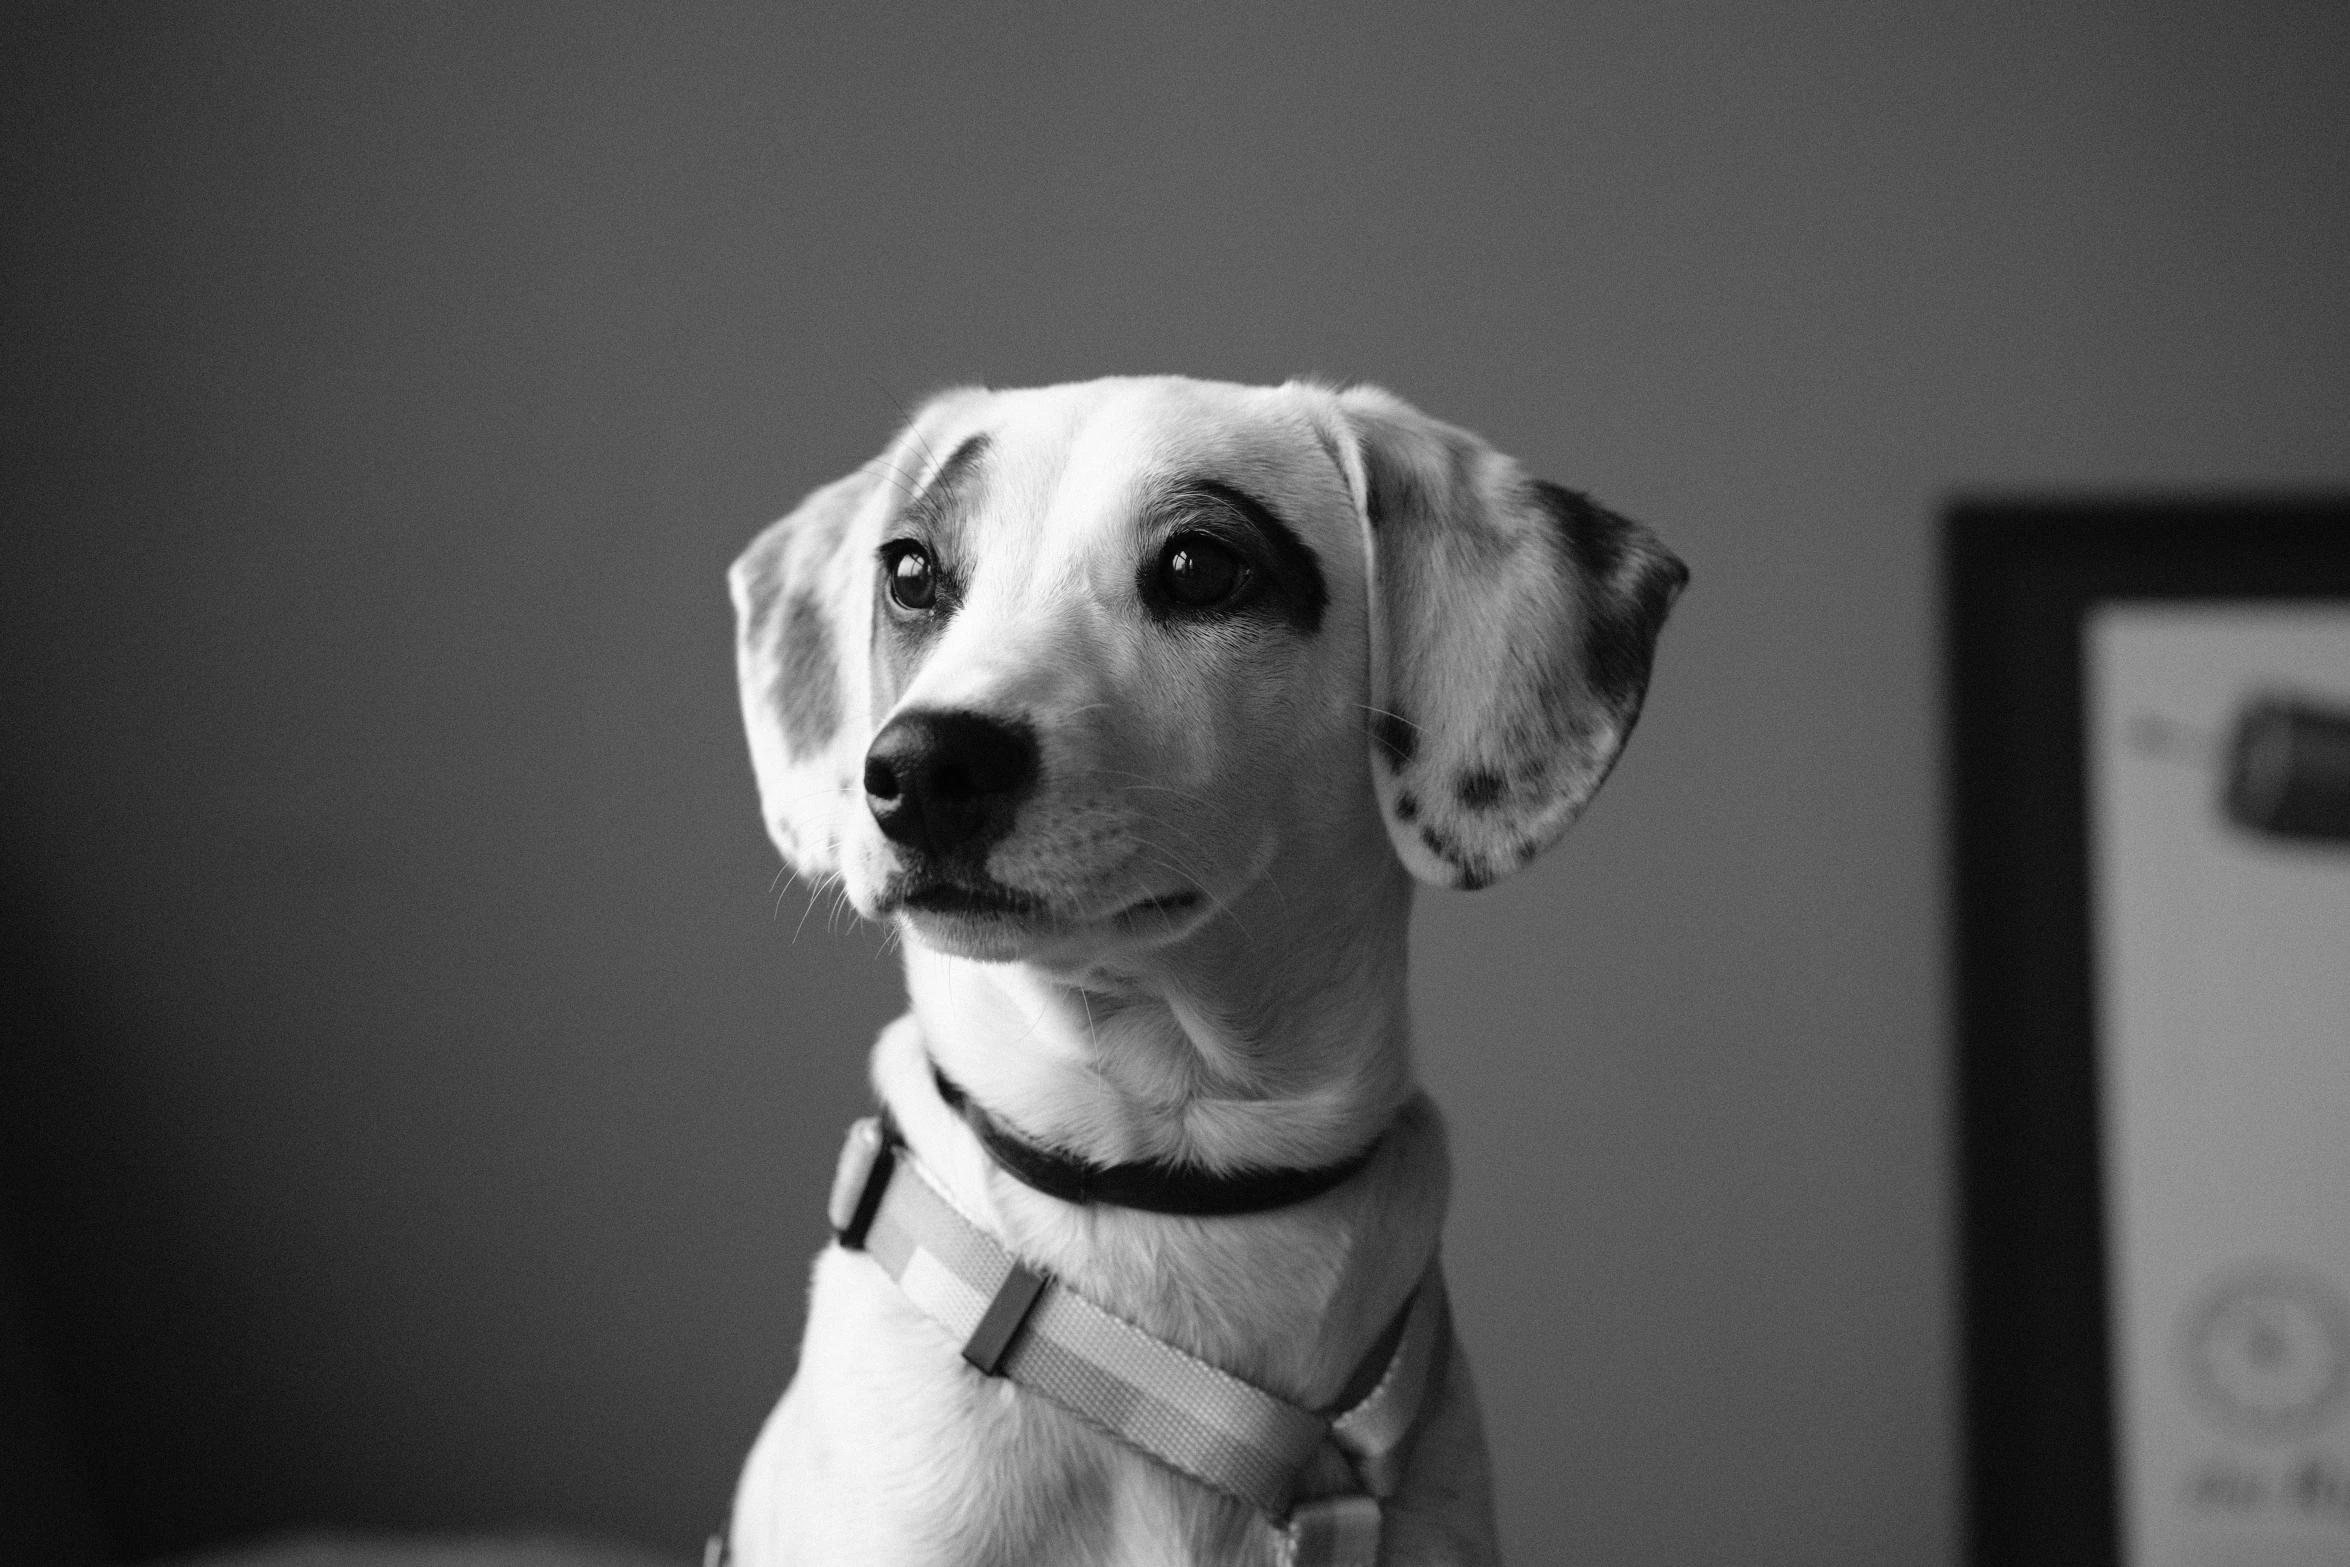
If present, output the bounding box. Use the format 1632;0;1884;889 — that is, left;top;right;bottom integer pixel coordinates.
1943;500;2350;1567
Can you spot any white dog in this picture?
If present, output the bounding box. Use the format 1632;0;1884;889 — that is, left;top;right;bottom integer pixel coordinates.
723;377;1684;1566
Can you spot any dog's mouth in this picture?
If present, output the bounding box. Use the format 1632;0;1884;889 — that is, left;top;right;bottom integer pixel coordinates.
880;874;1204;931
1116;889;1203;921
894;876;1046;918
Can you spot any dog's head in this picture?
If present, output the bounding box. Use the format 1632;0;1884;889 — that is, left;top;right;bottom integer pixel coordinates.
731;377;1685;961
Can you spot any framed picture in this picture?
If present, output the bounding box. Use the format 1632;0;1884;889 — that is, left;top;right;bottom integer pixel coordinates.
1945;502;2350;1567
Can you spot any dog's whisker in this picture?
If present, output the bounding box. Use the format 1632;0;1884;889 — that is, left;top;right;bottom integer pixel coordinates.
1124;816;1249;914
779;780;854;811
871;378;943;480
1355;701;1423;738
1111;782;1222;814
1141;815;1228;872
1255;865;1296;926
1084;766;1219;812
1132;830;1219;887
790;882;825;944
871;455;929;504
1153;812;1294;931
1136;847;1254;942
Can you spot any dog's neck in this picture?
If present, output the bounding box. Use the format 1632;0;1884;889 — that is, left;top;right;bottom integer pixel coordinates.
901;850;1417;1175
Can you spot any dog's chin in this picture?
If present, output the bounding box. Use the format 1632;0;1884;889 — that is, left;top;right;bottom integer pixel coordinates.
879;874;1211;963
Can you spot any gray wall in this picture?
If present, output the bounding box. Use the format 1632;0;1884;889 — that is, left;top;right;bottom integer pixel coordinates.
5;3;2347;1562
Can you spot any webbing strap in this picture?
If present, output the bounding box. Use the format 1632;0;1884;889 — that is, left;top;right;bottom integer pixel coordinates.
827;1113;1444;1551
858;1122;1329;1516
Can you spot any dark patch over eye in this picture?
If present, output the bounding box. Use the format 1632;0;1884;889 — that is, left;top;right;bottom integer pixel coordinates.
882;541;938;611
1155;534;1246;608
1142;479;1328;634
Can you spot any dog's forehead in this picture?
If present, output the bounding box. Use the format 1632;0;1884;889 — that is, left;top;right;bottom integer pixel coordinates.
935;378;1354;551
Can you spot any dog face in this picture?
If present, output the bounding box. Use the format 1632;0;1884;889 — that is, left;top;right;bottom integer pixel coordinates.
732;377;1684;962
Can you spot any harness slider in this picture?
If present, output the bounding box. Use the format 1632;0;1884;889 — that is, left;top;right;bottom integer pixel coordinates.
961;1261;1047;1376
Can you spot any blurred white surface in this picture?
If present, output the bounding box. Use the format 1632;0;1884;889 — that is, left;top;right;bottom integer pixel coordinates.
2088;606;2350;1566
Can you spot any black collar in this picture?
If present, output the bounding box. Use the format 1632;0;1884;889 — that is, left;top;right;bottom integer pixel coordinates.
929;1062;1379;1217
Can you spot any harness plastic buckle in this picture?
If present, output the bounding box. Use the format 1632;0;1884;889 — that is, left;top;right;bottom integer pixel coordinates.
1280;1492;1381;1567
827;1115;897;1250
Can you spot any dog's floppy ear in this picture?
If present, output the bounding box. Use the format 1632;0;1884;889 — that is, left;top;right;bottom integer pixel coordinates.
729;447;901;884
1331;385;1688;890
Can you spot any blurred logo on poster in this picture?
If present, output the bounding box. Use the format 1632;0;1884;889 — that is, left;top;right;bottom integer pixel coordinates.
2181;1264;2350;1444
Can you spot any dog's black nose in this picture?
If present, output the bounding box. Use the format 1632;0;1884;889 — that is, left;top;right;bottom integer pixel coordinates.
863;710;1040;859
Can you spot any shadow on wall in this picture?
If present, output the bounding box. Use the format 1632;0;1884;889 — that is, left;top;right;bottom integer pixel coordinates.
1;864;730;1567
1;869;149;1565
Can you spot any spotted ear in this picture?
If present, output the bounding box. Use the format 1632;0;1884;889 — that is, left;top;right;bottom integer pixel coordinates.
1334;385;1688;890
729;456;894;884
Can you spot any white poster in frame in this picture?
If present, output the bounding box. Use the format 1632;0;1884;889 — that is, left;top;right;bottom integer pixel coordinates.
2085;605;2350;1567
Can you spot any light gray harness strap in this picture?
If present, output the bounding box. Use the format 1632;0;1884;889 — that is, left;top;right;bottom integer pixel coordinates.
828;1115;1447;1567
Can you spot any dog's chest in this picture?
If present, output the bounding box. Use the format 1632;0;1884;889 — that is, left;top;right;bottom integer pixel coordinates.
726;1022;1454;1563
737;1245;1284;1566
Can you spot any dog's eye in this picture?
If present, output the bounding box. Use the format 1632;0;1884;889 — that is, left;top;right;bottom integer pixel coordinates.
882;543;937;612
1156;534;1246;608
